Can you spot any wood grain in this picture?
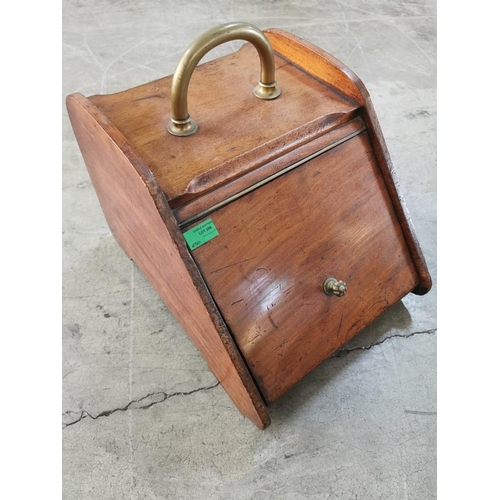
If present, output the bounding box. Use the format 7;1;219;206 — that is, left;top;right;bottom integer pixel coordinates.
265;29;366;104
89;45;359;207
174;118;365;226
189;133;419;402
266;29;432;295
66;92;270;429
66;27;432;427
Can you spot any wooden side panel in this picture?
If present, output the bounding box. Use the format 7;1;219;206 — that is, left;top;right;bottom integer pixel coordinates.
66;93;270;429
266;29;432;295
359;99;432;294
190;133;419;402
265;29;366;105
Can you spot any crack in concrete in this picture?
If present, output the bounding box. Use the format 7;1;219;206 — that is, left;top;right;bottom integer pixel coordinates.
62;329;436;428
62;381;220;429
404;409;437;415
333;329;437;358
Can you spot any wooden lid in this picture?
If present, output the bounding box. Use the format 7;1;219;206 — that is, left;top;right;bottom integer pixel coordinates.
90;43;360;208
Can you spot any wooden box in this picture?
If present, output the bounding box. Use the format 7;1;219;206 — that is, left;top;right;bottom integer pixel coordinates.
67;23;431;429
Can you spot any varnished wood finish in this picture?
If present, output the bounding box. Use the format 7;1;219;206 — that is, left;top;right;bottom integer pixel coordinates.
360;99;431;294
265;29;366;104
88;29;430;295
174;118;365;226
189;133;419;402
89;45;359;207
265;29;431;295
66;93;270;429
67;27;432;428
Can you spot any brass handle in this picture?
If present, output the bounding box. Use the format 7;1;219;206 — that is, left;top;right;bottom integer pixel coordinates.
167;22;281;137
323;278;347;297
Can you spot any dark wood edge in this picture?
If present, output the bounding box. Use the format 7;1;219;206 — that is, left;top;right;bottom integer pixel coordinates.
265;29;432;295
66;92;271;428
359;101;432;295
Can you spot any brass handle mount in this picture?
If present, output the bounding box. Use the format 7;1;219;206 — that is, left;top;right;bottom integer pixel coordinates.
323;278;347;297
167;22;281;137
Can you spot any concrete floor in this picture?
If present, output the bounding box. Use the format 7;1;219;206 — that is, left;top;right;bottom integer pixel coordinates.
62;1;436;498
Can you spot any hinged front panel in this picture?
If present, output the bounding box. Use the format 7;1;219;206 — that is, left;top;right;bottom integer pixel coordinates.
186;132;419;403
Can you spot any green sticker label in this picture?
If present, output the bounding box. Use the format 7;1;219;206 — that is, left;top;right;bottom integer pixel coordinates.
183;219;219;250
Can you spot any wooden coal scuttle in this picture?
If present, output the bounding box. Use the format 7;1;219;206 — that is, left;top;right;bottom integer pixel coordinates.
67;23;431;429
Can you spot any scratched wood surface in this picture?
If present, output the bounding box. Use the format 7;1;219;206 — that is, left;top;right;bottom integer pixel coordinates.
189;133;419;402
66;93;270;429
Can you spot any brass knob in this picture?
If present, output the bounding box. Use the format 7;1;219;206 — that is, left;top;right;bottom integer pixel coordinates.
323;277;347;297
